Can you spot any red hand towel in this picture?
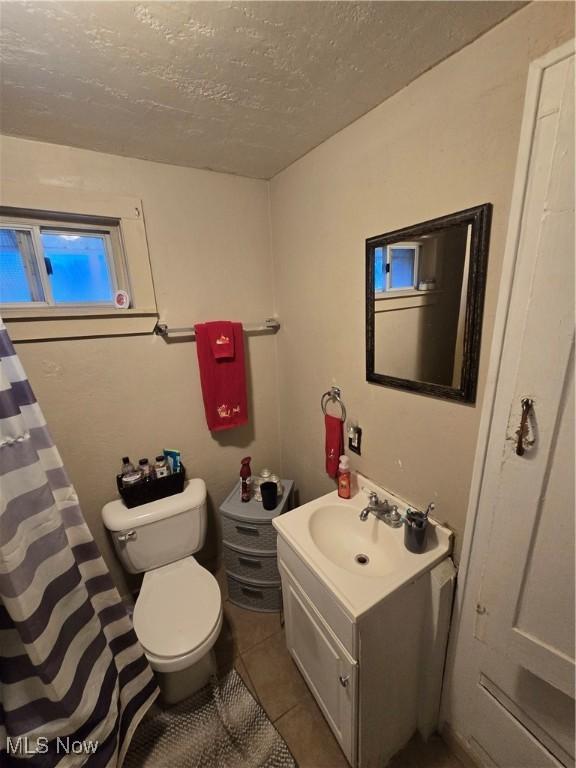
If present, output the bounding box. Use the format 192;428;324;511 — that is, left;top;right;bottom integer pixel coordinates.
195;322;248;431
325;413;343;478
207;321;235;359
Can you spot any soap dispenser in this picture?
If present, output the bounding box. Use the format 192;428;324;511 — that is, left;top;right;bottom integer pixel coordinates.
337;455;351;499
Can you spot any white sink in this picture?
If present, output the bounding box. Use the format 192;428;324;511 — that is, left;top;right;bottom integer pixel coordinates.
308;504;397;577
273;474;452;617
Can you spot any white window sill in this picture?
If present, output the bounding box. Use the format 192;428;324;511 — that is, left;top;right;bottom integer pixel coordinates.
375;288;442;300
374;290;441;314
2;309;158;341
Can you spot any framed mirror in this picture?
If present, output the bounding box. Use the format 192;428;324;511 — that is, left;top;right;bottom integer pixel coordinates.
366;203;492;403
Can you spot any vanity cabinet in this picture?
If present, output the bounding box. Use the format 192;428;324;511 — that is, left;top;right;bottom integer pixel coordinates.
283;567;358;762
277;536;456;768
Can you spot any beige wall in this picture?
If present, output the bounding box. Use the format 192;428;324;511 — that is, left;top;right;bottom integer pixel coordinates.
269;2;573;560
1;137;279;595
1;2;572;589
374;299;434;380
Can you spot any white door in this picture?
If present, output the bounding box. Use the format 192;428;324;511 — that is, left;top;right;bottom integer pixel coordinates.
442;42;575;768
282;573;357;765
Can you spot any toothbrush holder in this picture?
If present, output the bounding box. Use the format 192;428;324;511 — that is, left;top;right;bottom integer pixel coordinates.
404;509;428;554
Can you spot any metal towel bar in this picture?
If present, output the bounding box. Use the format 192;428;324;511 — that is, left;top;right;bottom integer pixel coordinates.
321;386;347;421
154;318;280;339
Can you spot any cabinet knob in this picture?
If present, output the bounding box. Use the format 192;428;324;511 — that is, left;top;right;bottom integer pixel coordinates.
338;674;350;687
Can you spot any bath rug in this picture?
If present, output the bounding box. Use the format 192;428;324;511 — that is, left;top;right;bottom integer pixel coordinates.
123;669;297;768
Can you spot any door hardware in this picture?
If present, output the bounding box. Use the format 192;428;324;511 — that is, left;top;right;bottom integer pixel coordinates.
516;397;534;456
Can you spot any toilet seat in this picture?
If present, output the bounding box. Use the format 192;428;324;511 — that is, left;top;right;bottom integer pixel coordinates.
133;557;222;673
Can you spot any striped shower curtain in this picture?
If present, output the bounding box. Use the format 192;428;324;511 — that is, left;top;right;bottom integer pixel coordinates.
0;320;158;766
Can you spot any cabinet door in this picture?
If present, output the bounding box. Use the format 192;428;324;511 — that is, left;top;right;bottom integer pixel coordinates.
283;575;357;765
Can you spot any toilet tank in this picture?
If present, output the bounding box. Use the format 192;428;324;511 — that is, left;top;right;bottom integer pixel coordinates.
102;479;207;574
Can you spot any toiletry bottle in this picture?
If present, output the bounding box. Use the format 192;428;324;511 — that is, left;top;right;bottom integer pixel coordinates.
240;456;252;502
154;455;169;478
138;458;152;481
120;457;135;476
337;455;351;499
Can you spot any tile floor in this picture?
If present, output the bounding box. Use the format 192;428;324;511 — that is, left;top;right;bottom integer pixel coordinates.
213;595;465;768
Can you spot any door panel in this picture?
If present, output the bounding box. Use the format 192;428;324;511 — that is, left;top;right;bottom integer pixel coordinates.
512;363;574;661
283;575;357;764
442;43;575;768
473;684;564;768
480;658;575;766
477;56;575;702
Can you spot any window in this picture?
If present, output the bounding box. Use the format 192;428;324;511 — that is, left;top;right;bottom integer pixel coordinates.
374;242;420;292
0;217;127;307
0;185;157;341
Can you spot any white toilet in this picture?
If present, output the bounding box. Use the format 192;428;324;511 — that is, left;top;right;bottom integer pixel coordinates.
102;479;222;704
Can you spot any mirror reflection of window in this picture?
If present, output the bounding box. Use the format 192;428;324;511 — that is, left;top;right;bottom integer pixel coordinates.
390;245;418;289
374;243;420;292
374;247;385;292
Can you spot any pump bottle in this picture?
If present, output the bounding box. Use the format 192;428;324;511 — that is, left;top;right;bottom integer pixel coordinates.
337;455;351;499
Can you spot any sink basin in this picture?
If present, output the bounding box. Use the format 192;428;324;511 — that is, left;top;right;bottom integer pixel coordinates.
308;504;397;577
273;474;453;617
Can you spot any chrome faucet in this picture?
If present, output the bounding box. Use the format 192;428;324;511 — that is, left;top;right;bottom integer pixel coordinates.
359;491;403;528
359;491;380;521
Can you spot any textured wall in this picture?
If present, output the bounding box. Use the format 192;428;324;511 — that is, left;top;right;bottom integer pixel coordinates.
2;2;572;594
1;138;279;595
270;2;574;561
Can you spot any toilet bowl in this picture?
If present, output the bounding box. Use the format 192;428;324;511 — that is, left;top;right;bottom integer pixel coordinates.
134;557;223;702
102;479;222;703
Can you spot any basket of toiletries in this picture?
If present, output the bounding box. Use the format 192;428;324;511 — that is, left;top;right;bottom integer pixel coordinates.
116;450;186;508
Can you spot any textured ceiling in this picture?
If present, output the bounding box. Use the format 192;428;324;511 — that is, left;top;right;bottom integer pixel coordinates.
0;1;525;179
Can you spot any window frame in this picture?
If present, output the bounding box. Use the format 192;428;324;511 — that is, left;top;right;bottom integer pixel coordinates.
0;223;45;304
0;216;129;310
375;241;421;294
0;184;158;341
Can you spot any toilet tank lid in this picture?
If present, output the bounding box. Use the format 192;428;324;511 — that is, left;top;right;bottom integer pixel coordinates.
102;479;206;531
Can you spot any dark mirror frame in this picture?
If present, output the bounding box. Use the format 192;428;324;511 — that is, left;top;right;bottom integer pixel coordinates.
366;203;492;403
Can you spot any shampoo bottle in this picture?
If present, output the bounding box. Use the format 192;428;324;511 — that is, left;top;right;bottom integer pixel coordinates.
337;455;351;499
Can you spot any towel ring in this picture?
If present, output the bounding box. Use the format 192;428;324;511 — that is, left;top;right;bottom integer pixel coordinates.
321;386;347;422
